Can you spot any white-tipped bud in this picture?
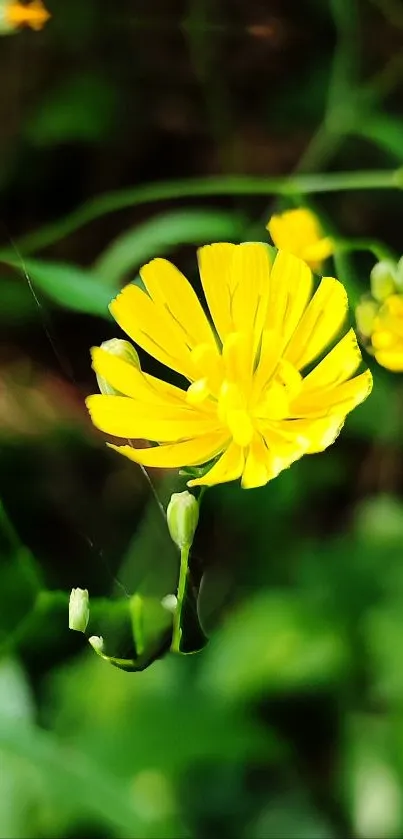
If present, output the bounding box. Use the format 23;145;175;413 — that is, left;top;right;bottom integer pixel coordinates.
69;588;89;633
166;491;199;550
161;594;178;613
88;635;104;655
370;261;397;302
96;338;140;395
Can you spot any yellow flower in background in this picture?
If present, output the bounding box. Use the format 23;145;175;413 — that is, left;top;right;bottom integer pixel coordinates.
0;0;50;32
356;259;403;372
87;243;372;489
371;295;403;371
267;208;334;271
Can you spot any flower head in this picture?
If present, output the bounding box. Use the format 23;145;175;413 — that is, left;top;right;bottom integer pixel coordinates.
0;0;50;31
356;258;403;372
87;243;372;489
267;208;334;271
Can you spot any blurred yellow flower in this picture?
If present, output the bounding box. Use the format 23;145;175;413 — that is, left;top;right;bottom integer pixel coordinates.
369;295;403;372
1;0;50;31
267;208;334;271
356;260;403;372
87;243;372;489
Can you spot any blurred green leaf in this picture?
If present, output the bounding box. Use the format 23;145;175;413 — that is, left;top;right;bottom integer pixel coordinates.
357;114;403;162
343;716;403;839
94;208;246;284
7;259;116;317
26;74;118;147
0;503;41;646
48;653;279;776
0;716;157;838
201;590;349;700
0;658;34;722
0;280;37;322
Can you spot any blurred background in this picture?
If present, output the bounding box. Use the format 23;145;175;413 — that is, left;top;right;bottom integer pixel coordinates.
3;0;403;836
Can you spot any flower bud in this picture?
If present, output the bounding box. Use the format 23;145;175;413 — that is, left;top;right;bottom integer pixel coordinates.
167;491;199;549
88;635;104;655
69;588;89;633
161;593;178;613
96;338;140;395
355;298;379;338
370;261;397;302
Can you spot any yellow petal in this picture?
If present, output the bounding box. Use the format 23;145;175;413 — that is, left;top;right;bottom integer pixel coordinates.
241;436;271;489
197;242;272;344
140;258;216;349
91;347;188;405
267;209;332;271
303;236;334;267
222;331;254;393
108;432;229;468
110;284;196;379
299;329;362;392
266;251;313;344
290;369;373;418
188;443;244;487
374;349;403;371
284;276;348;370
252;329;282;397
86;394;221;441
197;243;237;341
275;416;345;453
371;330;397;350
228;243;272;345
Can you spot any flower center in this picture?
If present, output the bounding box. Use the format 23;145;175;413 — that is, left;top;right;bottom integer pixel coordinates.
218;380;254;446
186;331;302;446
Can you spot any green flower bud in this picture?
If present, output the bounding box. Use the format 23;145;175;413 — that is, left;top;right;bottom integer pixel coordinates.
88;635;105;655
96;338;140;395
69;588;89;633
166;491;199;549
161;594;178;613
370;261;397;302
355;298;379;338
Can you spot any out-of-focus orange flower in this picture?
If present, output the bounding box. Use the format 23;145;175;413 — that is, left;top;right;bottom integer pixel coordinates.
0;0;50;32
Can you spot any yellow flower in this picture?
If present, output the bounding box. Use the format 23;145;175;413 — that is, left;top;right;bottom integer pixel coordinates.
370;295;403;372
86;243;372;489
267;208;334;271
1;0;50;31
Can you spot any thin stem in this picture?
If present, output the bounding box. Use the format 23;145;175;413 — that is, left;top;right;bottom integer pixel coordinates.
171;543;190;654
334;237;398;262
0;169;401;256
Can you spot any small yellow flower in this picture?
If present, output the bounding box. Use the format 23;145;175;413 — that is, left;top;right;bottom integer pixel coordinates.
370;295;403;372
267;208;334;271
356;259;403;372
86;244;372;489
0;0;50;32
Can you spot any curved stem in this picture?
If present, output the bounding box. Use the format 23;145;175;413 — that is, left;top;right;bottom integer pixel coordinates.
1;169;401;256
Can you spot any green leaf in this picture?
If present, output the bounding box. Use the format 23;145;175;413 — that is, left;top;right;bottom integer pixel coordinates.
201;590;349;700
94;208;246;284
357;115;403;162
7;259;116;317
26;74;117;147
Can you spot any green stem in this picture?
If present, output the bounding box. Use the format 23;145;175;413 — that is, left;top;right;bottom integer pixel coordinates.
1;169;401;256
334;237;398;262
171;543;190;654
